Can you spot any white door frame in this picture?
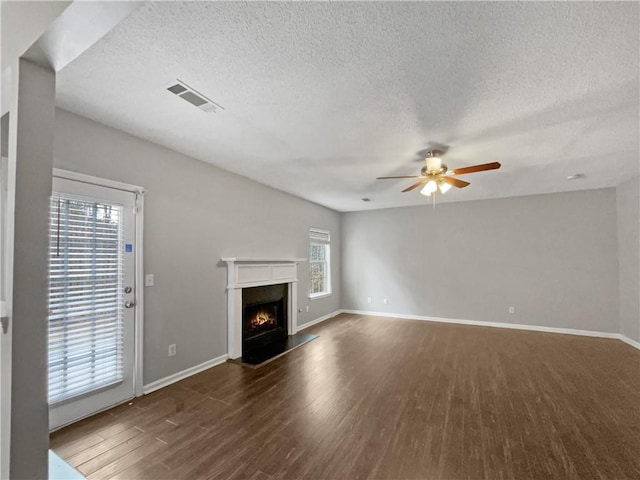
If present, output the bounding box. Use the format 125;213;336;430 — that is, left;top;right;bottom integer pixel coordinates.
52;169;146;397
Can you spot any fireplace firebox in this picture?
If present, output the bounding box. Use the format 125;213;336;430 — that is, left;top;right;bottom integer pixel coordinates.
245;302;279;336
242;283;288;362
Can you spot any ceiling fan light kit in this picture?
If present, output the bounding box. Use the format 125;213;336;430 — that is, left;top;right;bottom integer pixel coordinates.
437;179;452;194
420;180;438;196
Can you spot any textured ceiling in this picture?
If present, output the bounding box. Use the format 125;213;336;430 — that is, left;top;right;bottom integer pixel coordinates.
57;1;639;212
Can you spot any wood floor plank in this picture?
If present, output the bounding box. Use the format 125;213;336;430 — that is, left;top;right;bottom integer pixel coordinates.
50;432;105;459
51;313;640;480
108;461;172;480
85;437;167;480
64;427;143;468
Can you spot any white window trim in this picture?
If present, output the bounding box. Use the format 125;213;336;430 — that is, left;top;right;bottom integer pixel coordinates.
52;169;146;397
309;291;332;301
308;228;331;299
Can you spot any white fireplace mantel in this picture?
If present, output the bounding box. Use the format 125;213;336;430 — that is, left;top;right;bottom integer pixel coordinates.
222;257;306;359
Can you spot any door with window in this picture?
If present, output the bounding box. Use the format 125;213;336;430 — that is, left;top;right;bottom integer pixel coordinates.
48;177;137;430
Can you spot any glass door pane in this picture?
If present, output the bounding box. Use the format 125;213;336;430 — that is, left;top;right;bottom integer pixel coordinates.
48;196;125;404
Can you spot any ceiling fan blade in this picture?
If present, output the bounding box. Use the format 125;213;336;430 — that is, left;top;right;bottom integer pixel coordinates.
376;175;420;179
442;176;470;188
402;178;428;192
449;162;501;176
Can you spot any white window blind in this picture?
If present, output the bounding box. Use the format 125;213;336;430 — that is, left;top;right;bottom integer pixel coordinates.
309;229;330;243
309;229;331;297
48;194;125;404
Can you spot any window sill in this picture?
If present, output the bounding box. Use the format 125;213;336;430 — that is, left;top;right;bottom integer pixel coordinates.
308;292;332;301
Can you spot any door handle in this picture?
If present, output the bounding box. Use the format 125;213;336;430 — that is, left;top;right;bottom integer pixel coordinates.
124;301;136;309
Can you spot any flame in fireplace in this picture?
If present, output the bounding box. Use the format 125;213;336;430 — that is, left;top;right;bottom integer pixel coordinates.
251;309;276;328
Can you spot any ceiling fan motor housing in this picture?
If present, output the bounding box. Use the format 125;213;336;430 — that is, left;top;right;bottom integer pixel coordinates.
421;162;448;176
424;150;448;174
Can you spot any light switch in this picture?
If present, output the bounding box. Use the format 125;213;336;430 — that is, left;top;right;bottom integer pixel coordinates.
145;274;155;287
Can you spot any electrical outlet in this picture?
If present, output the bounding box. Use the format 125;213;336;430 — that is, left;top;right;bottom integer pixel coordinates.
168;344;176;356
145;274;155;287
383;298;388;305
367;297;371;304
508;306;515;314
306;306;309;312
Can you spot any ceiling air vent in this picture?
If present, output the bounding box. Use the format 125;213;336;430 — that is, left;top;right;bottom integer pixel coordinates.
166;80;223;113
566;173;586;180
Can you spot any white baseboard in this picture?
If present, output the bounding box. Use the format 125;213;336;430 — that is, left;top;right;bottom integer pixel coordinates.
142;353;228;395
619;334;640;350
341;309;622;340
297;309;344;331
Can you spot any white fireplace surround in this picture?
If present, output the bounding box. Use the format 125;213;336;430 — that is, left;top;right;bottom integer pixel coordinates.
222;257;306;359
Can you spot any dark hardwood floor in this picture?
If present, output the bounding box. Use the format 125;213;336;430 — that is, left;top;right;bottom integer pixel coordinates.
50;313;640;480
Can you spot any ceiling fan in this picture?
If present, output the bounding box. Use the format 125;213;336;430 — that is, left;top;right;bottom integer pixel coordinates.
376;149;501;196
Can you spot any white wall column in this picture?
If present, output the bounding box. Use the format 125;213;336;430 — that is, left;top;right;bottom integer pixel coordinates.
8;58;55;480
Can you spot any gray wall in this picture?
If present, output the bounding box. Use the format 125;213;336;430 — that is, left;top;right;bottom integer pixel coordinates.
616;176;640;342
341;189;619;334
53;109;341;384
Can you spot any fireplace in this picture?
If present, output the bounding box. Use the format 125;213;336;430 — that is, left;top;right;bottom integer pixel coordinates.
222;257;305;361
242;283;288;361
